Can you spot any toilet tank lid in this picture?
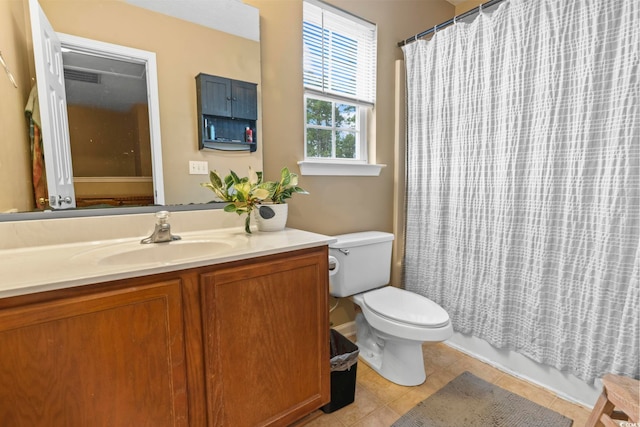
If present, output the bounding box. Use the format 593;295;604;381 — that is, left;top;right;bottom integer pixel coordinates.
329;231;394;249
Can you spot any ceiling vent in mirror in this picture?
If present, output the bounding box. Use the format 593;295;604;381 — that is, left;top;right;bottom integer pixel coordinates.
64;68;101;84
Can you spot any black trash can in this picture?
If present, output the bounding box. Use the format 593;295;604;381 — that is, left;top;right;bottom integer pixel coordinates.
321;329;359;413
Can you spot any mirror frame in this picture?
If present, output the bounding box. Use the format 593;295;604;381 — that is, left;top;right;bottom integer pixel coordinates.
0;202;226;222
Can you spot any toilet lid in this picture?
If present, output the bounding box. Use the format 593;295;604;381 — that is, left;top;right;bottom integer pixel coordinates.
363;287;450;328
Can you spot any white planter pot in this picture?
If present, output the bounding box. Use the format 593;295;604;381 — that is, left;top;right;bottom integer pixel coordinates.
254;203;288;232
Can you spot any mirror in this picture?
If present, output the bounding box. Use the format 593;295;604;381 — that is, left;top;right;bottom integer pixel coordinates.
0;0;262;220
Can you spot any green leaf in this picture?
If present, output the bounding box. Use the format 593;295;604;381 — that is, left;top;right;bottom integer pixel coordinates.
276;167;289;187
280;167;290;181
244;215;252;234
235;189;247;202
248;166;259;185
224;174;235;188
281;188;293;199
223;204;237;213
209;170;223;188
253;188;271;200
229;170;241;184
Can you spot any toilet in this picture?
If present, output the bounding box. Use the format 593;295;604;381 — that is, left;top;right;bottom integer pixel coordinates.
329;231;453;386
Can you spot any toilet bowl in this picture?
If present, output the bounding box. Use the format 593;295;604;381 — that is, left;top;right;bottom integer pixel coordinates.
351;287;453;386
329;232;453;386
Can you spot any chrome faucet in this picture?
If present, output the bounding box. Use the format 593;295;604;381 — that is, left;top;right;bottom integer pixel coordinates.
141;211;181;244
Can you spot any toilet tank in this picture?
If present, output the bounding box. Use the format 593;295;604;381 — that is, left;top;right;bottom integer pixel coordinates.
328;231;394;297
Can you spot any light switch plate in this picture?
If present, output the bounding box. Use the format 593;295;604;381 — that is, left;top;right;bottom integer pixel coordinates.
189;161;209;175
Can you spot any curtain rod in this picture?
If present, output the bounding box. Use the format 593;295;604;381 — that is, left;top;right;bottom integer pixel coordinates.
397;0;505;47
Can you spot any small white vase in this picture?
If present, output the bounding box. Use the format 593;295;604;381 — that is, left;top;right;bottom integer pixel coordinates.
254;203;288;232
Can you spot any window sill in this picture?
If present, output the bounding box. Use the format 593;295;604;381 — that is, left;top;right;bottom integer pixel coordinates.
297;161;386;176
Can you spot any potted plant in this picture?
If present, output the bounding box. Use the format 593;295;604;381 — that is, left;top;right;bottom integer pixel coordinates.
201;166;308;233
253;167;308;232
201;167;272;233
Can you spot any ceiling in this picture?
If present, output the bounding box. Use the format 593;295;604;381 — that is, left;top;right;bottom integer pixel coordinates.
124;0;259;42
63;51;148;112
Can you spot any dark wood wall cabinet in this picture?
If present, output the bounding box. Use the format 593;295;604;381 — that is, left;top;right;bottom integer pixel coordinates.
0;246;330;427
196;73;258;152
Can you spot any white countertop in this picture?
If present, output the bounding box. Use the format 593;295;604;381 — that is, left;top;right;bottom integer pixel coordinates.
0;227;335;299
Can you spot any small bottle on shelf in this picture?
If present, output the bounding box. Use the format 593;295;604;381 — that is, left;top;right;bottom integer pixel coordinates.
245;127;253;143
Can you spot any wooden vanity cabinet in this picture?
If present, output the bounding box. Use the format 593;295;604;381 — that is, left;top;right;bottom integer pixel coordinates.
0;246;330;427
200;247;330;427
0;277;189;427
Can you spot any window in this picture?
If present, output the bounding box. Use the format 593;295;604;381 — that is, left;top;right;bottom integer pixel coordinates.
302;0;377;168
305;95;363;159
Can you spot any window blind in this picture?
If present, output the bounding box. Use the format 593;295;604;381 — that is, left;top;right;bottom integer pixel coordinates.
303;0;376;105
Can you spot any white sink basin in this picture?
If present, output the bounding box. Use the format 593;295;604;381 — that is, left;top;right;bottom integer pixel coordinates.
78;239;236;266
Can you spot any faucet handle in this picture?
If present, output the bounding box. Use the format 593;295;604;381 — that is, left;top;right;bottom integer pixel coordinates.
155;210;170;223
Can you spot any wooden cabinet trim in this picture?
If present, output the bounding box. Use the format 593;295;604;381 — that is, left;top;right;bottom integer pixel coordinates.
0;279;181;331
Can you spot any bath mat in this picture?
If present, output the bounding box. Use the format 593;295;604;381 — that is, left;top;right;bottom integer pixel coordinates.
392;371;573;427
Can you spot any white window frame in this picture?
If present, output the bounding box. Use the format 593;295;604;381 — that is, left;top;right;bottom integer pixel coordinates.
300;0;384;176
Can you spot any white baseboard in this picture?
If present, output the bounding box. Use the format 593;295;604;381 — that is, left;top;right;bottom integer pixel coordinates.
333;320;356;340
331;321;600;408
445;332;600;408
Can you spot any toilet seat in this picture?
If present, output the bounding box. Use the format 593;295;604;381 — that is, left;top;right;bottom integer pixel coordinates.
362;287;450;328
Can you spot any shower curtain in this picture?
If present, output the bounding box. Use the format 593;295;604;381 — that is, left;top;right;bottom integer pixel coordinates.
402;0;638;383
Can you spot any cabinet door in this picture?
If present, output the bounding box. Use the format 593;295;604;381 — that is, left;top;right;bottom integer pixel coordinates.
0;279;188;427
199;74;232;117
201;248;330;427
230;80;258;120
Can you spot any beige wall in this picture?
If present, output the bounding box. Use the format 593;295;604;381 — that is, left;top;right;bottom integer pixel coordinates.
0;0;33;212
247;0;454;326
455;0;484;14
74;179;153;199
133;103;153;177
67;104;149;177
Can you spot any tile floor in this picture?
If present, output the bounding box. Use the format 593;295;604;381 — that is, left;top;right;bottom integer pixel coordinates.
306;342;593;427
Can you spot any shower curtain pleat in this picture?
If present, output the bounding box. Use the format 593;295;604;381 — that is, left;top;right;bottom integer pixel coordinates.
402;0;639;383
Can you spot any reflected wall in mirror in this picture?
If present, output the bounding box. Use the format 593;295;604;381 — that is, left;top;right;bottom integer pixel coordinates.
64;48;154;208
0;0;262;219
66;54;151;179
